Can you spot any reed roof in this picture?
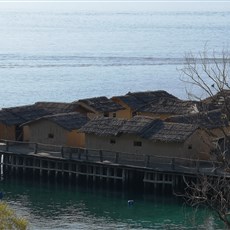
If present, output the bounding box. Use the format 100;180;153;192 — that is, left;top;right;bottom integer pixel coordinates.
0;110;22;125
24;112;89;131
80;116;198;143
135;98;199;115
165;109;228;129
127;90;178;103
1;105;49;125
77;96;124;113
113;90;180;110
35;101;77;114
79;117;127;136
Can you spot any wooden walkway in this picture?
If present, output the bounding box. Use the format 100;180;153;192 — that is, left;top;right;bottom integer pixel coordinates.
0;140;227;188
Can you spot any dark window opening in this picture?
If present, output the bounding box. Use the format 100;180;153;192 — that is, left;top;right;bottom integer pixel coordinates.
110;139;116;144
104;112;109;117
188;145;192;150
134;141;142;147
113;113;116;118
48;133;54;139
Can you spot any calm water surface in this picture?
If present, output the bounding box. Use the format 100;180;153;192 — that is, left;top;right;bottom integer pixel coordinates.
0;11;230;107
0;178;223;229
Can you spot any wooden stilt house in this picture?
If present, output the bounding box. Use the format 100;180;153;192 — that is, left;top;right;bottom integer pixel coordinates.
80;116;213;160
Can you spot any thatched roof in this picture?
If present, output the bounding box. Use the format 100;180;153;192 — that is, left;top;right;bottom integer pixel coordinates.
165;109;228;129
0;110;22;125
77;96;124;113
35;101;77;114
127;90;178;103
80;116;198;143
119;116;154;135
121;116;197;142
79;117;126;136
23;112;89;131
113;90;180;110
135;98;199;115
113;95;144;110
201;90;230;113
1;105;49;125
0;101;80;126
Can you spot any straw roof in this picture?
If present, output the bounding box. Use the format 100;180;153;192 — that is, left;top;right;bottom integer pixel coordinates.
80;116;198;143
113;95;144;110
77;96;124;113
135;98;199;115
23;112;89;131
2;105;49;125
0;110;22;125
113;90;180;110
79;117;126;136
165;109;228;129
121;116;197;142
35;101;78;114
127;90;178;103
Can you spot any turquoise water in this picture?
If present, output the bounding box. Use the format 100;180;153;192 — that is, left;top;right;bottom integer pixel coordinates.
0;177;224;229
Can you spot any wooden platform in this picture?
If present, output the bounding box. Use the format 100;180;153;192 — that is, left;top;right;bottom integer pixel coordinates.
0;140;228;189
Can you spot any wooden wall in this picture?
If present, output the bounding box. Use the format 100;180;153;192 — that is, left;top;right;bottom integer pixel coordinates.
0;123;15;140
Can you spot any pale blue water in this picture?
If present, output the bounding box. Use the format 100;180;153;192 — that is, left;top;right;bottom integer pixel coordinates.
0;11;229;107
0;9;229;229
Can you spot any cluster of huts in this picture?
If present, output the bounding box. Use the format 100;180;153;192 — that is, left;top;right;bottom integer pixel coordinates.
0;90;229;161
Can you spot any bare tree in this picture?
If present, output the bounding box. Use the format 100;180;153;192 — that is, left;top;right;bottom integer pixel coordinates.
180;47;230;101
179;48;230;228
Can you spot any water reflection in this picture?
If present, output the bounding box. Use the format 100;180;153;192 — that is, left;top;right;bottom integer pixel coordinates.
0;177;224;229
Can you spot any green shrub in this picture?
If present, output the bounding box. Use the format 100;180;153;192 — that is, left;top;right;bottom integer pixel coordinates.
0;202;28;230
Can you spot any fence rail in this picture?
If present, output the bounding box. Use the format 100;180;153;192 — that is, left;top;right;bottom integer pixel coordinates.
0;139;223;173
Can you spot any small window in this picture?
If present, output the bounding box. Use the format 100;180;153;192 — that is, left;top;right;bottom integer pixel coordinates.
134;141;142;147
48;133;54;139
188;145;192;150
110;139;116;144
104;112;109;117
132;112;137;117
112;113;116;118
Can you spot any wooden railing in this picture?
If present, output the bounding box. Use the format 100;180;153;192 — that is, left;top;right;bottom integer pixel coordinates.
0;139;223;173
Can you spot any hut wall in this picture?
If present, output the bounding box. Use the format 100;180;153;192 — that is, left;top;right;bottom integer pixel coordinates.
111;109;130;119
111;98;133;119
28;120;68;146
184;129;212;160
23;125;30;142
85;133;185;160
0;123;15;140
67;131;85;148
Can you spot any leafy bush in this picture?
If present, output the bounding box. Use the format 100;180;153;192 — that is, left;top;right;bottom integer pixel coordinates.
0;202;28;230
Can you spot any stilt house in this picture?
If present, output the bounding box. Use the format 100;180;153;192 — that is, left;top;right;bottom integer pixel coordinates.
22;112;89;147
112;90;180;119
76;96;125;119
80;116;213;160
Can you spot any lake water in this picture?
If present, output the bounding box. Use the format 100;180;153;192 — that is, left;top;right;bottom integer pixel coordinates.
0;8;229;229
0;177;223;230
0;10;230;107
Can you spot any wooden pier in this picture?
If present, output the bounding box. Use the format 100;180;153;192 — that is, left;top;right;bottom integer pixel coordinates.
0;140;225;190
